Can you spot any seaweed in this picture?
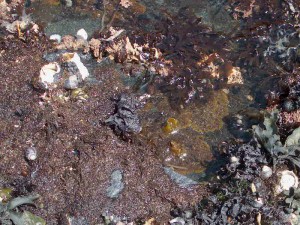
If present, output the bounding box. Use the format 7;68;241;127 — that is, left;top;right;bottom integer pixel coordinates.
105;94;142;139
254;109;300;169
219;141;267;181
0;194;45;225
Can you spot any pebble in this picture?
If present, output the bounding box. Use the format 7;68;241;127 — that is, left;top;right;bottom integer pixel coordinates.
49;34;62;43
106;170;125;198
64;75;79;89
261;165;272;179
76;28;88;40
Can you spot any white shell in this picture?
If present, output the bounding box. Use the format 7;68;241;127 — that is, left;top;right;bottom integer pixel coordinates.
26;147;37;161
230;156;239;163
39;62;61;89
276;170;299;194
261;165;273;179
76;28;88;40
49;34;62;43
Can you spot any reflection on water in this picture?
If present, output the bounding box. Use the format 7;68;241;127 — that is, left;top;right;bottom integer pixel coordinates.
27;0;297;183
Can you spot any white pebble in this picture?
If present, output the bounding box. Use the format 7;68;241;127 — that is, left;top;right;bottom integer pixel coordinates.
230;156;239;164
76;28;88;40
49;34;62;43
261;165;272;179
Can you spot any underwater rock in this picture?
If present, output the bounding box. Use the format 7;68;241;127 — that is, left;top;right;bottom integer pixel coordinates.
164;167;199;188
106;170;125;199
283;99;296;112
162;118;179;134
106;94;141;138
178;90;229;133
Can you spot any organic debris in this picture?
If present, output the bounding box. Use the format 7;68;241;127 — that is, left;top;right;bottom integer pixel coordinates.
106;94;142;139
0;194;45;225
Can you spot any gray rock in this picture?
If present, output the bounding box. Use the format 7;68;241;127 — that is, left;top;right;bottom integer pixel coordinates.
64;75;79;89
164;167;199;188
106;170;125;199
68;216;89;225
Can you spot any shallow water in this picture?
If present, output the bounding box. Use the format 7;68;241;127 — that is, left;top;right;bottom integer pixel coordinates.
27;0;298;182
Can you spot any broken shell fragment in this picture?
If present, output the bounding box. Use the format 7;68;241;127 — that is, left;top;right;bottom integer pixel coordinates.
261;165;272;179
35;62;61;90
276;170;299;194
76;28;88;40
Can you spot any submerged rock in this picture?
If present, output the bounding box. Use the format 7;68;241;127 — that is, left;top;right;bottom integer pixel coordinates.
164;167;199;188
106;170;125;199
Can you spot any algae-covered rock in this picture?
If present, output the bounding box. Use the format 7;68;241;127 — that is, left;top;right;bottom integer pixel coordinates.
0;188;12;202
163;118;179;134
179;90;229;133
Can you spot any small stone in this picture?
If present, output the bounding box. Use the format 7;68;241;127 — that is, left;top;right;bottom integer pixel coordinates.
261;165;272;179
76;28;88;41
106;170;125;198
283;100;295;112
25;147;37;161
230;156;239;163
64;75;79;89
49;34;62;43
169;217;185;225
184;210;193;219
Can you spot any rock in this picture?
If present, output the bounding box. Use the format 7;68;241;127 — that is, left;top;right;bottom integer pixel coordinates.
64;75;79;89
106;170;125;199
62;52;89;80
76;28;88;40
49;34;62;43
169;217;186;225
62;52;89;89
164;167;199;188
67;216;89;225
261;165;272;179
